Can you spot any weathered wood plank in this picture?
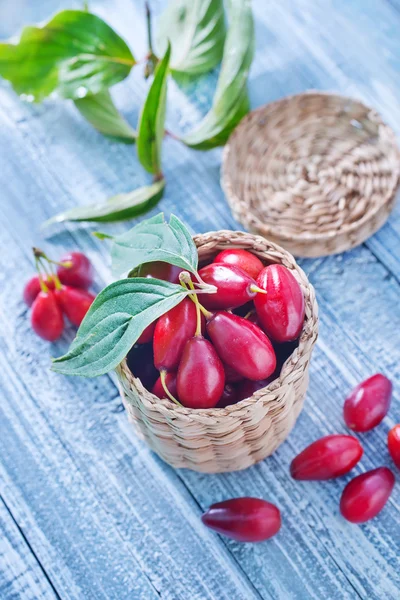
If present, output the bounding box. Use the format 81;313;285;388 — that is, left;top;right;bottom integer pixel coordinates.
0;497;58;600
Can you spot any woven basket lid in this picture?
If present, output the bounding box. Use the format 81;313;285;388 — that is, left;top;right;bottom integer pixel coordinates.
222;92;400;257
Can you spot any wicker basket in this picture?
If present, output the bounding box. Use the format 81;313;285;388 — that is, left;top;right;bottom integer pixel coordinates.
222;92;400;257
116;230;318;473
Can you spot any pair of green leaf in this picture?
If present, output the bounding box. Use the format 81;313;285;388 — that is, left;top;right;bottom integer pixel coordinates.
52;213;199;377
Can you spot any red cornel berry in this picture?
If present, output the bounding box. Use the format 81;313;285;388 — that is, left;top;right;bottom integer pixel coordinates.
137;261;182;283
340;467;395;523
290;435;363;480
31;290;64;341
213;249;264;280
177;336;225;409
57;251;93;289
255;264;305;343
56;286;96;327
153;299;199;372
207;312;276;381
198;263;264;310
202;497;281;542
343;374;392;432
388;425;400;469
23;275;54;306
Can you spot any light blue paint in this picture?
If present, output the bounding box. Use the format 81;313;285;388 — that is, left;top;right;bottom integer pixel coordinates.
0;1;399;599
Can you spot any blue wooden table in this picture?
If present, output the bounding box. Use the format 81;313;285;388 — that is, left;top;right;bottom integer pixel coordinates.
1;1;400;598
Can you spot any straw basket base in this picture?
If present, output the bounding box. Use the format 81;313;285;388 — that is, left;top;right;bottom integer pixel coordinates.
116;230;318;474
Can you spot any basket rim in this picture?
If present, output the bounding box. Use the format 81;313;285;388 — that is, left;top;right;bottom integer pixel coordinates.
221;90;400;246
118;229;318;423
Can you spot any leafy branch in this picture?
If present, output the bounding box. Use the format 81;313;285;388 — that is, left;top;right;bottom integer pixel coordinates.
0;1;255;225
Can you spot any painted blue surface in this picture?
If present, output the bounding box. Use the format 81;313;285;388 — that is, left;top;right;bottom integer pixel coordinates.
0;1;400;598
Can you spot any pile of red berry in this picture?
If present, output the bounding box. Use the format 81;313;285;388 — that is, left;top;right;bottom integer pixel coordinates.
126;248;305;409
201;374;399;542
23;249;96;341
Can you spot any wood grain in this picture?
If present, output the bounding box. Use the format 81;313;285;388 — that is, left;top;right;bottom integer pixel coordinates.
1;1;400;599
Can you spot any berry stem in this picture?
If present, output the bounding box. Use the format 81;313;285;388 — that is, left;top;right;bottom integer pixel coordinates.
160;370;181;406
250;284;267;295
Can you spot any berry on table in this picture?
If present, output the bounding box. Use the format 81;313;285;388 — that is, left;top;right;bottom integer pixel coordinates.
340;467;395;523
388;424;400;469
290;435;363;480
31;290;64;341
343;373;392;432
57;251;93;289
202;497;281;542
56;286;96;327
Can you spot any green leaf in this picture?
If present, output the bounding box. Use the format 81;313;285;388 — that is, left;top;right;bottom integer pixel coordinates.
156;0;225;76
180;0;254;150
52;278;188;377
0;10;135;102
137;43;171;175
111;212;198;278
74;89;136;142
41;179;165;227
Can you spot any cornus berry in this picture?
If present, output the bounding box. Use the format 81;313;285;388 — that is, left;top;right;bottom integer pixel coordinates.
137;261;183;283
137;322;156;345
152;372;178;400
206;312;276;381
343;374;392;432
213;249;264;280
388;425;400;469
202;497;281;542
198;263;265;310
153;299;200;372
177;336;225;409
255;264;305;343
340;467;395;523
56;286;95;327
57;251;93;289
290;435;363;480
23;275;54;306
31;290;64;341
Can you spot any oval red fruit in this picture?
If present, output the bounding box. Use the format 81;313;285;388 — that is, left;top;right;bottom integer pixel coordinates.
137;321;156;344
290;434;363;480
153;299;199;371
177;336;225;409
213;249;264;280
152;372;178;400
343;374;392;432
31;290;64;341
254;264;305;343
56;286;95;327
23;275;54;306
207;312;276;381
202;497;281;542
340;467;395;523
57;251;93;289
199;263;259;310
388;425;400;469
137;261;183;283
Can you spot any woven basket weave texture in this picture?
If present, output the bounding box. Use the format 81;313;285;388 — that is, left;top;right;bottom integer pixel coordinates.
116;231;318;473
222;92;400;257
